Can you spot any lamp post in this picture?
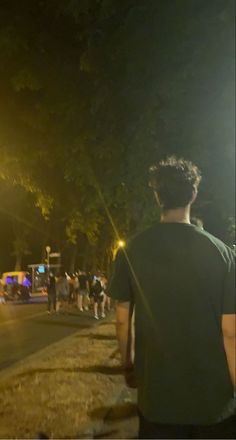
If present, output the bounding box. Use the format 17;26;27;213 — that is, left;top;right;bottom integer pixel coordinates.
46;245;51;275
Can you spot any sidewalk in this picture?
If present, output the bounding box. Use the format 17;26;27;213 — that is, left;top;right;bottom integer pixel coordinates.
0;315;138;439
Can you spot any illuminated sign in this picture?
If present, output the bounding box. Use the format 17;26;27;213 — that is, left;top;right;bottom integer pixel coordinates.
38;265;45;274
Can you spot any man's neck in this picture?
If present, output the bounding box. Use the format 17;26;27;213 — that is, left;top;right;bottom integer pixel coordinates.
160;206;191;224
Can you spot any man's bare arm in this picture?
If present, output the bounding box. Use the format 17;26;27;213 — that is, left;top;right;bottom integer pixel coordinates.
222;314;236;391
116;301;134;368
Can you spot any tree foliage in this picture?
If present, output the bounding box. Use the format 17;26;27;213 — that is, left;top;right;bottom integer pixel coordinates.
0;0;235;271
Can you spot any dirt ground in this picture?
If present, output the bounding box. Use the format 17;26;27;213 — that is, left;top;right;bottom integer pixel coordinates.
0;317;138;439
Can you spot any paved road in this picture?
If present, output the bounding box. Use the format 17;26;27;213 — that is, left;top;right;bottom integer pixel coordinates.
0;298;102;371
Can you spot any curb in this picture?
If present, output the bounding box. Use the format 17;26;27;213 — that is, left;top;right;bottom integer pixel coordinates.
0;317;109;383
0;313;138;439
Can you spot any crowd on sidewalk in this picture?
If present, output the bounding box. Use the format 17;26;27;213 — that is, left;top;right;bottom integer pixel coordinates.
46;270;111;320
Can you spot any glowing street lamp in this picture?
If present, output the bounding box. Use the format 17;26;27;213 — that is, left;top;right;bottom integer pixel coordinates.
118;240;125;248
112;239;126;260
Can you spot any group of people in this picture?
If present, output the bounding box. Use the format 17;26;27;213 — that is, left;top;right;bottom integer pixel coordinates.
0;278;31;303
46;270;110;320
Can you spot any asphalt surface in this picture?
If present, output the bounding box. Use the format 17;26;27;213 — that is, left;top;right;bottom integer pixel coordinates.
0;297;101;371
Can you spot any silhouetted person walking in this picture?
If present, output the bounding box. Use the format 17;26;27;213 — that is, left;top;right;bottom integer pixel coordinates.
56;272;69;313
47;273;56;314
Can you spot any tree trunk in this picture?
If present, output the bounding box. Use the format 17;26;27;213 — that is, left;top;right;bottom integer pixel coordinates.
41;245;47;264
15;254;22;271
81;241;89;271
106;248;113;278
100;246;107;273
69;243;77;274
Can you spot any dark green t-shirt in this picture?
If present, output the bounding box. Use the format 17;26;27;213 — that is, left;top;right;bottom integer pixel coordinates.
109;223;235;425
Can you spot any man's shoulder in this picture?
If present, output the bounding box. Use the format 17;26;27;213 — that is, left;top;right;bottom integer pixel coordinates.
193;228;234;263
197;228;231;250
128;223;233;256
127;223;161;251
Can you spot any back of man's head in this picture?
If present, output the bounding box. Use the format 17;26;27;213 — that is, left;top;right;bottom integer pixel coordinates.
149;156;202;210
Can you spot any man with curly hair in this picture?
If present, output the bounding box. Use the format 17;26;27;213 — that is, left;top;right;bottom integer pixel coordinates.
109;156;235;439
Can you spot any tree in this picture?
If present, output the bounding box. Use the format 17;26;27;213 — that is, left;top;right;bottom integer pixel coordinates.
0;0;234;275
80;0;235;241
12;235;31;271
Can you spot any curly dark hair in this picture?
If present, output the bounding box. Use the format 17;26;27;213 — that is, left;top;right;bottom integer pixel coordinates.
149;156;202;210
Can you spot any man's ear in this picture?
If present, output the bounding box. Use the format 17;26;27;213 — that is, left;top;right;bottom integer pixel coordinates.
154;191;163;207
190;190;198;205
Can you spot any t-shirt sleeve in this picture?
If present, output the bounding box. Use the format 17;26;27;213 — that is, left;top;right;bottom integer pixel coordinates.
222;249;236;314
109;250;133;302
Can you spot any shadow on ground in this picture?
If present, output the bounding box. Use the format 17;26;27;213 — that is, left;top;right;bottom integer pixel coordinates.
36;429;131;439
90;402;138;421
37;425;137;440
74;333;116;341
34;319;91;329
91;334;116;341
93;429;120;439
13;364;123;379
97;320;115;326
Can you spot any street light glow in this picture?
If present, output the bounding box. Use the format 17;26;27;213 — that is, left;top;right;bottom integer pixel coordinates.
118;240;125;248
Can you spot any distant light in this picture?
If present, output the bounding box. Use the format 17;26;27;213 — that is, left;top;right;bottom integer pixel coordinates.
5;276;13;284
118;240;125;248
23;277;31;287
38;265;45;273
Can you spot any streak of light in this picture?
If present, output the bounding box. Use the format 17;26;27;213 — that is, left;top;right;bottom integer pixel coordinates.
91;170;161;341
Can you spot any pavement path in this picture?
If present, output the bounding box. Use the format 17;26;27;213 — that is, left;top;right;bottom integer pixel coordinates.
0;300;104;371
0;314;138;439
